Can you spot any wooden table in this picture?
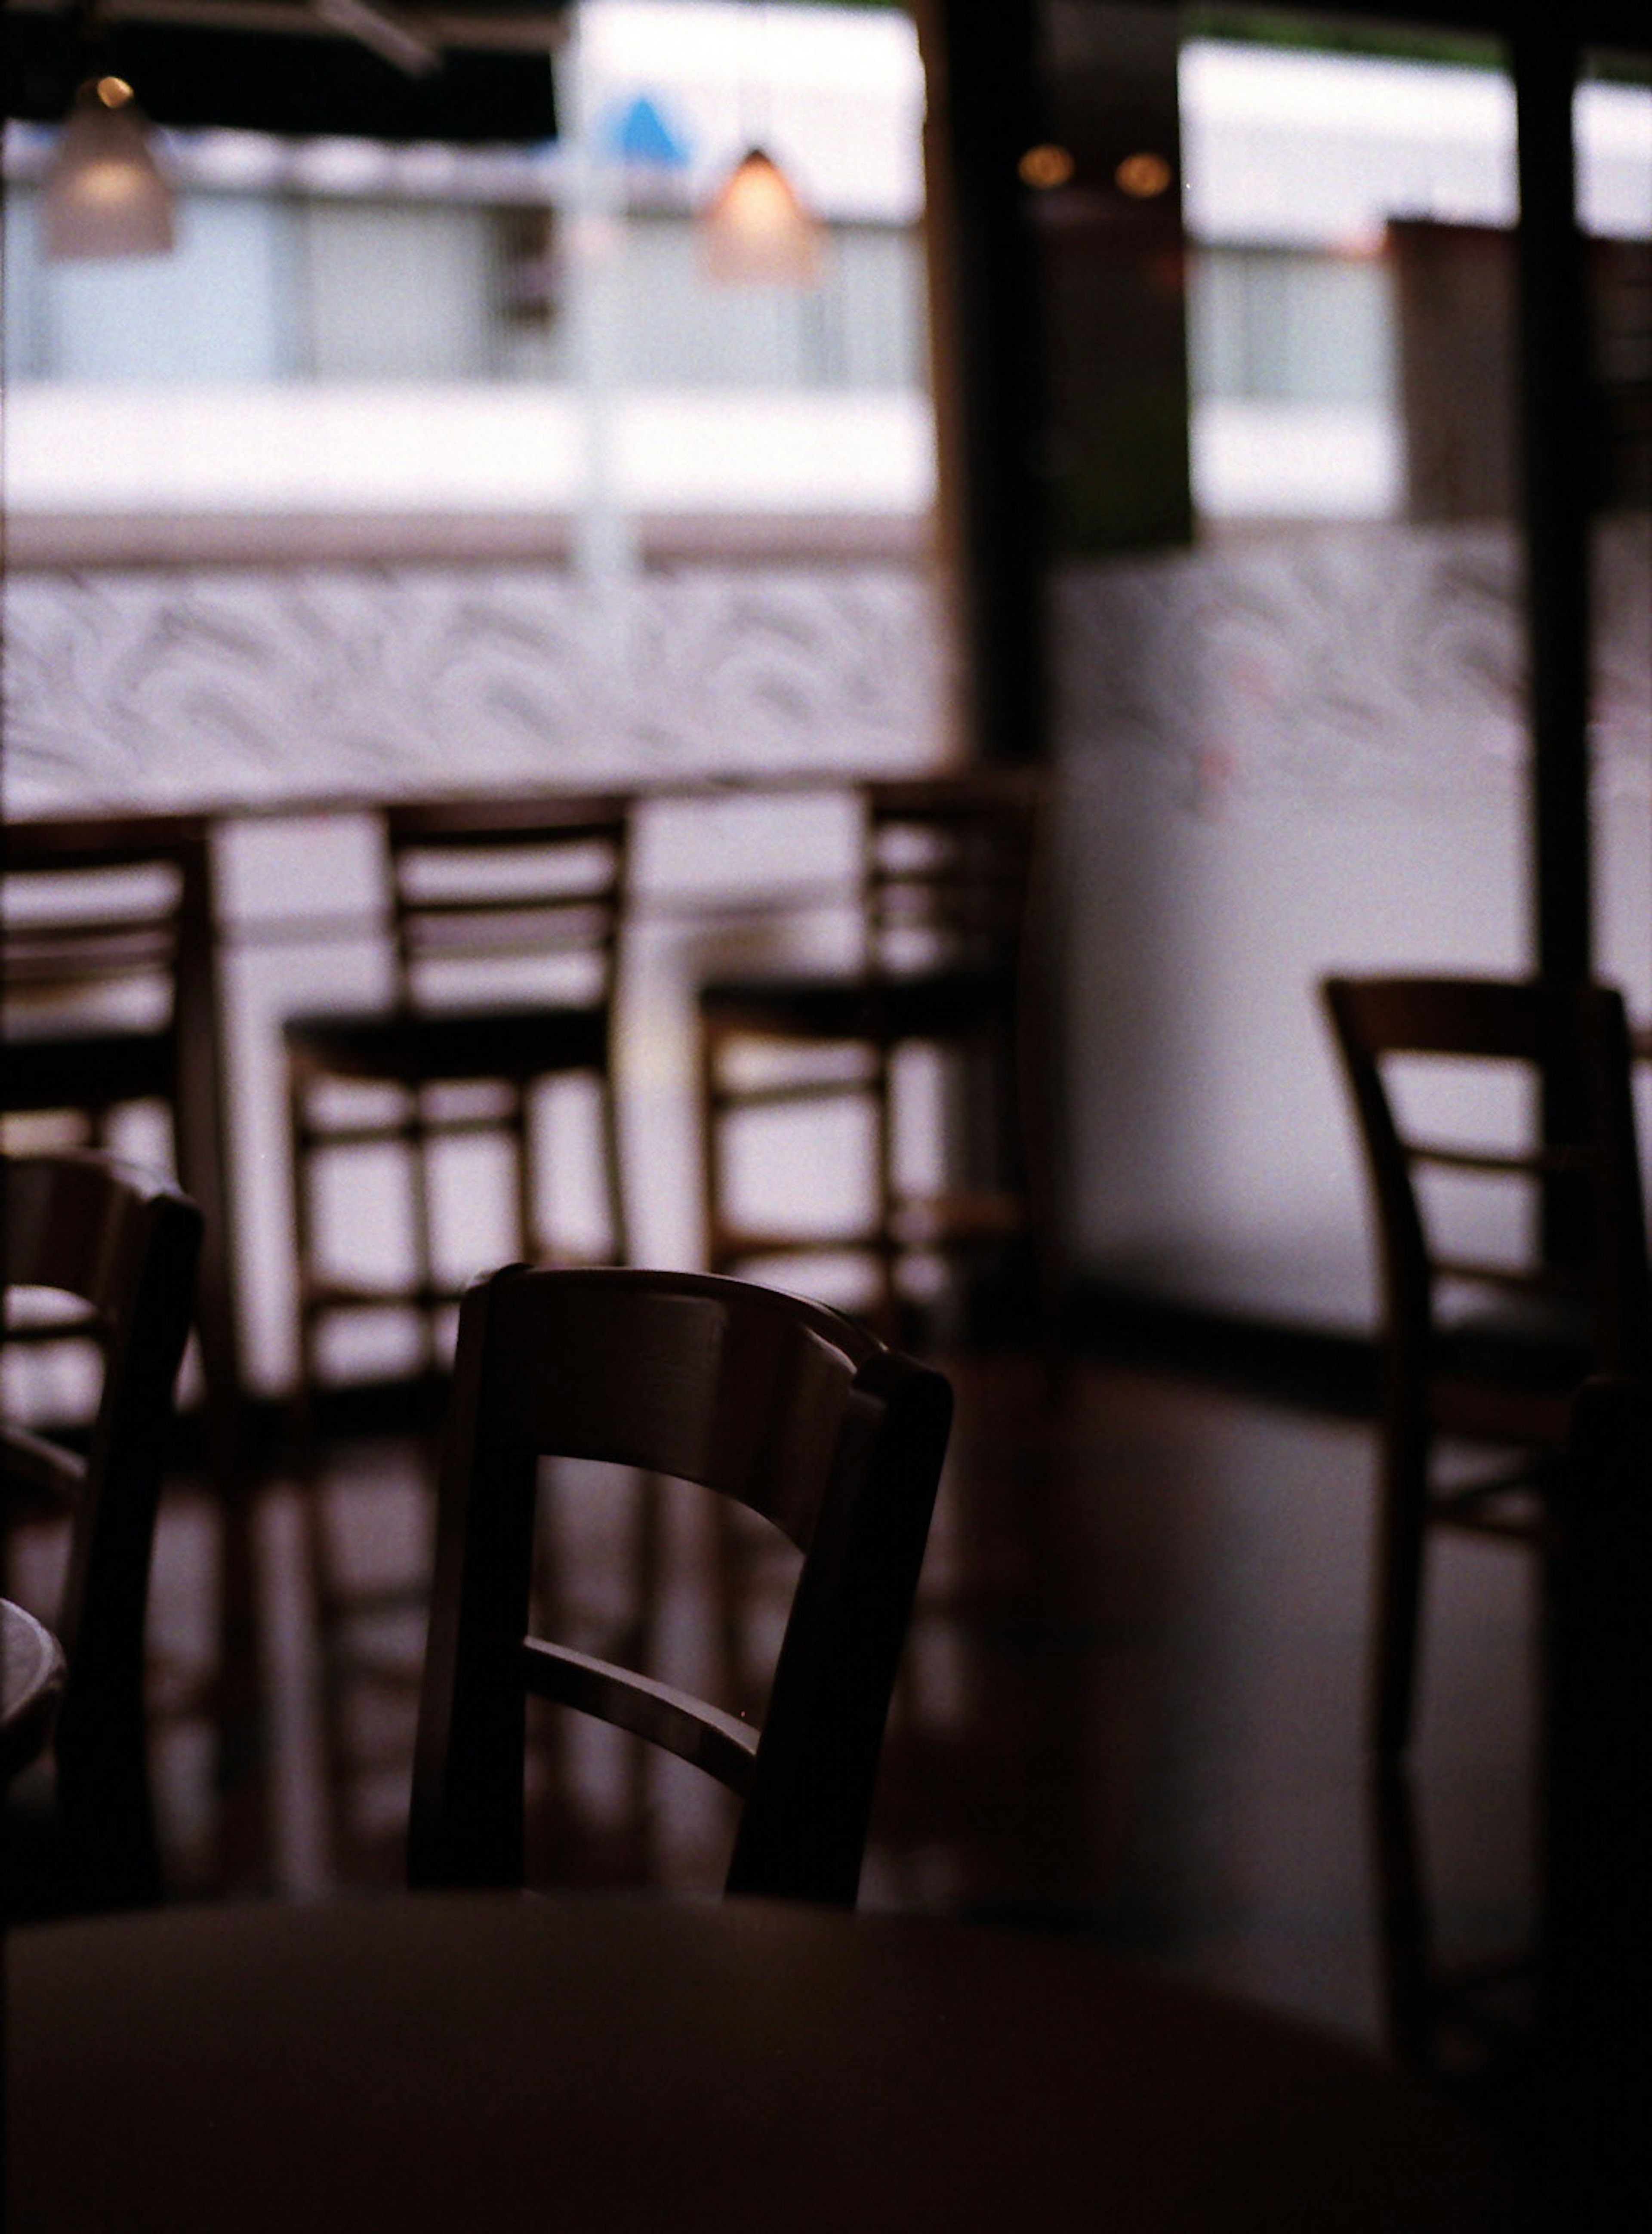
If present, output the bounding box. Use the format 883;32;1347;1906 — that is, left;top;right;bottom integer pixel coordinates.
5;1893;1510;2233
0;1599;65;1785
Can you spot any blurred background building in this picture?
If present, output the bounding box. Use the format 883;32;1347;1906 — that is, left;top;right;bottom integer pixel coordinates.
4;1;1649;1380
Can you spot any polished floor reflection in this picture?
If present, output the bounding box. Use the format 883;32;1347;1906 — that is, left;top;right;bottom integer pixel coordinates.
0;1349;1536;2074
79;1354;1531;2063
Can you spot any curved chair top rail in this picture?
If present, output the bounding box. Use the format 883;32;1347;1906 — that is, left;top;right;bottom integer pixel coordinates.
385;793;632;848
3;1151;202;1341
442;1265;902;1550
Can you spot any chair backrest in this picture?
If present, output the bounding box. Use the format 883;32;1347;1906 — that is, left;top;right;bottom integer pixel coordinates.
409;1267;951;1904
385;795;629;1015
862;773;1041;981
2;1151;202;1909
1;813;215;1086
1323;975;1649;1379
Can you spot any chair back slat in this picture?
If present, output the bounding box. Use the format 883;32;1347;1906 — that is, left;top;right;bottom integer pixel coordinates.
521;1637;760;1791
864;774;1040;978
2;822;205;1032
385;796;627;1009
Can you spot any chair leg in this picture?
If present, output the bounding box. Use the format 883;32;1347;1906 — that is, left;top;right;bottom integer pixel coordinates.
173;1068;265;1895
871;1039;901;1344
1372;1412;1430;1759
286;1074;325;1466
510;1080;537;1264
405;1086;440;1389
1369;1759;1436;2070
699;1018;732;1278
599;1065;629;1269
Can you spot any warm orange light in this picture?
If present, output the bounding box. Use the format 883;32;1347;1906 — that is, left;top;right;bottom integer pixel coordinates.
1115;151;1173;199
95;76;134;108
701;147;823;287
1018;143;1074;190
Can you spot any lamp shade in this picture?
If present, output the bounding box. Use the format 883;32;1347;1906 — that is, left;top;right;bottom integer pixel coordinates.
41;78;176;260
700;146;822;287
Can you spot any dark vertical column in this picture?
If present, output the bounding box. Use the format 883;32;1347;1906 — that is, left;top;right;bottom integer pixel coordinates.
914;0;1049;765
1513;25;1593;985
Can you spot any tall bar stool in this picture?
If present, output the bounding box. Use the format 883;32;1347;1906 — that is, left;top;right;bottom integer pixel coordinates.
284;793;631;1424
1;815;261;1883
283;794;630;1873
697;771;1043;1345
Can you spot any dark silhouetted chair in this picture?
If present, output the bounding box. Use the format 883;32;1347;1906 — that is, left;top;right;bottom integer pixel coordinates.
1324;975;1649;1760
286;796;630;1874
2;814;241;1469
285;793;630;1420
3;1151;202;1913
3;816;257;1878
409;1266;951;1904
698;771;1042;1344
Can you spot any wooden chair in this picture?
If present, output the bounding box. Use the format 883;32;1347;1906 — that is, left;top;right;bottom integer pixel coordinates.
1323;975;1649;1759
698;771;1043;1344
285;793;630;1419
2;814;241;1472
3;815;259;1881
3;1151;202;1913
409;1266;952;1904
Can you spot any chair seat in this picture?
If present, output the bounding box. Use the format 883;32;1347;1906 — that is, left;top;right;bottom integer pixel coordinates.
2;1028;172;1113
700;966;1014;1047
284;1003;609;1087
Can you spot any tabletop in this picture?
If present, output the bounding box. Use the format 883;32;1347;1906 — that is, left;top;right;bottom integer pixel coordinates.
0;1599;65;1785
5;1891;1510;2234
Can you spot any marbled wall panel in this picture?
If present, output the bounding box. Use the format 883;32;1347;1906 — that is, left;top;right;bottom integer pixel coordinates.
2;562;946;812
1054;519;1650;818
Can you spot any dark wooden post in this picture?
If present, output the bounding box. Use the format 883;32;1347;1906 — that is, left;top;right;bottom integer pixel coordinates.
1512;27;1596;1265
913;0;1050;766
1513;23;1593;987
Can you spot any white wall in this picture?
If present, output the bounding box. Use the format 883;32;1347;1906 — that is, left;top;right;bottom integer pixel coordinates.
1053;521;1652;1333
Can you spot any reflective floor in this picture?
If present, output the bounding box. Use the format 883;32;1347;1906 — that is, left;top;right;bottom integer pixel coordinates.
7;1352;1539;2066
68;1352;1534;2068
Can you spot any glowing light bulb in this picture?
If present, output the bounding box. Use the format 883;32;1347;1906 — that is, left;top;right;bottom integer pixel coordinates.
1115;152;1173;199
1019;144;1074;190
701;148;823;287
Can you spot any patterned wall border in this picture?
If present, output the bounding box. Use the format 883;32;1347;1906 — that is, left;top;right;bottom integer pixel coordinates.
2;561;949;814
1052;518;1651;820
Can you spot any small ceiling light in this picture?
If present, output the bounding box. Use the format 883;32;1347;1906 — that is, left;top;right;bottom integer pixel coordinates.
42;74;176;260
1115;151;1173;199
1018;144;1074;191
701;147;822;287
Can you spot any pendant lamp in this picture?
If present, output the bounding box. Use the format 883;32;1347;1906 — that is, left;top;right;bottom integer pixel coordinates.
699;0;822;288
701;144;821;286
42;75;175;260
